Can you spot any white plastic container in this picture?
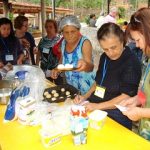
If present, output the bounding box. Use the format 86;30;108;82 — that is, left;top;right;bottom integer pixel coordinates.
40;119;62;147
89;110;108;130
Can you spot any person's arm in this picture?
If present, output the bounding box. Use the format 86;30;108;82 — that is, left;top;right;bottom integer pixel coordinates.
36;50;41;65
83;82;96;99
16;38;24;64
0;53;4;68
0;61;4;68
97;93;130;110
122;107;150;121
119;95;140;107
17;54;24;65
84;93;130;111
73;82;96;104
36;43;41;66
76;40;94;72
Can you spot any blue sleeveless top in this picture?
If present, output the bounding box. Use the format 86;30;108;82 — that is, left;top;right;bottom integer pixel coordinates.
61;36;96;94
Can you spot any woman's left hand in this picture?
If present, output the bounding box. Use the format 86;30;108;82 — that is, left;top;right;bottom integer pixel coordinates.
17;59;23;65
33;47;38;54
17;54;24;65
83;102;98;112
76;59;87;71
122;107;142;121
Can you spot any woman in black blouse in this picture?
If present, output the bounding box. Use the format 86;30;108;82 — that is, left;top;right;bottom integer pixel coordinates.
74;23;142;129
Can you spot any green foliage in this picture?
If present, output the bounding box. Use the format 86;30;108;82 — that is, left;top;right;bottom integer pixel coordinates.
129;0;137;9
84;15;90;24
118;6;126;18
25;0;50;5
76;0;102;9
55;0;72;8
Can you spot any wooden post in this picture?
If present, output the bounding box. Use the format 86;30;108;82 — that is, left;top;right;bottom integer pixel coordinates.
148;0;150;7
107;0;111;14
41;0;46;37
52;0;55;19
3;0;9;18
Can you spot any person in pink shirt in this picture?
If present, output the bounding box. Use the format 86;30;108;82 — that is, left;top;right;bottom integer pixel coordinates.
104;7;118;24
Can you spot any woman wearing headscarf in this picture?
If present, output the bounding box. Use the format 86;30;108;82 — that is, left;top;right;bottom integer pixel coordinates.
51;15;95;94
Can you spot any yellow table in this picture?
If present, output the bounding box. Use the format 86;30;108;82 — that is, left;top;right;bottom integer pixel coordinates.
0;105;150;150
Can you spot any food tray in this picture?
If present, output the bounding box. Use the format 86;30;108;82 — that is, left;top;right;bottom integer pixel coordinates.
43;84;78;103
54;67;78;72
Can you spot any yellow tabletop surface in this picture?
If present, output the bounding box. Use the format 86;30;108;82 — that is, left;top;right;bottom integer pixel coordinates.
0;105;150;150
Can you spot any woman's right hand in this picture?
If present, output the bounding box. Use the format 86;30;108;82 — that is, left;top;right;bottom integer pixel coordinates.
73;95;85;104
0;62;4;68
50;69;60;79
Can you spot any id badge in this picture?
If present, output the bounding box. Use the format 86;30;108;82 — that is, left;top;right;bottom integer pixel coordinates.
94;85;106;99
5;55;14;61
43;48;50;54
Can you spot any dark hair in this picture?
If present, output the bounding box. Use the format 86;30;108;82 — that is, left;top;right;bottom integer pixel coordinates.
0;17;14;36
90;14;96;19
45;19;58;33
126;7;150;55
14;15;28;29
124;21;128;26
97;23;125;45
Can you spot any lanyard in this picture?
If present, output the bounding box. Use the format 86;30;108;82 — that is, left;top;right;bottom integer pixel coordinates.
0;38;10;53
100;57;108;86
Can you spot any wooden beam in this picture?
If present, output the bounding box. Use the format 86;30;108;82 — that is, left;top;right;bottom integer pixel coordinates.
41;0;46;37
3;0;9;17
0;2;74;15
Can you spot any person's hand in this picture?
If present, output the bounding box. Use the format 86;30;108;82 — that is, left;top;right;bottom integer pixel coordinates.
76;59;87;72
122;107;142;121
0;62;4;68
17;58;23;65
17;54;24;65
33;47;38;54
119;95;139;108
73;95;85;104
20;38;30;49
83;102;98;112
50;69;60;79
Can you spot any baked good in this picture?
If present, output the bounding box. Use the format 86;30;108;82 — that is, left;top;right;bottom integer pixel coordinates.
54;93;59;98
46;94;51;99
57;64;65;69
65;64;73;69
51;90;57;94
44;91;49;96
61;88;65;92
66;91;70;96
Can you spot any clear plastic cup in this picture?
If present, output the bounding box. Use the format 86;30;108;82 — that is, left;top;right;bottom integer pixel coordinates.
0;88;12;105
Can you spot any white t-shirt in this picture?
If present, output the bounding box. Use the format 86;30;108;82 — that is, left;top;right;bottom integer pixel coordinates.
95;16;105;28
104;15;116;23
95;15;116;29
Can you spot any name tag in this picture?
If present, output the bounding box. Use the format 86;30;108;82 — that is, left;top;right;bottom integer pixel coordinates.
5;55;14;61
94;85;106;99
43;48;50;54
